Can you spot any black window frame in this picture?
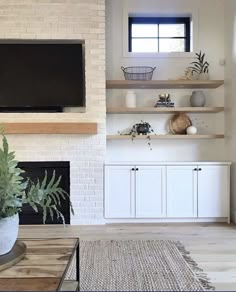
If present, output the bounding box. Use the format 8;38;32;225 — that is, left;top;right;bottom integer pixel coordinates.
128;17;191;53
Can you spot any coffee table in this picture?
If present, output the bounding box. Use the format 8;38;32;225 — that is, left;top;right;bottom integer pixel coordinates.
0;238;79;291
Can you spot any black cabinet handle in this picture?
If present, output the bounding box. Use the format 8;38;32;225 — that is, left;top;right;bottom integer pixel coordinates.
131;168;135;171
198;168;202;171
194;168;197;171
136;168;139;171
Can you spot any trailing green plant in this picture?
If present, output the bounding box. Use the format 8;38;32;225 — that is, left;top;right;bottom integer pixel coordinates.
0;134;73;224
118;121;155;150
189;51;209;75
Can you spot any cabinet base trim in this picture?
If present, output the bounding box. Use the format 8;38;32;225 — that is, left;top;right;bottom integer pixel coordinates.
105;218;229;224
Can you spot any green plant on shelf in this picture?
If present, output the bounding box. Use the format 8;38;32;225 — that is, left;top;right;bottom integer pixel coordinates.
118;121;156;150
188;51;209;75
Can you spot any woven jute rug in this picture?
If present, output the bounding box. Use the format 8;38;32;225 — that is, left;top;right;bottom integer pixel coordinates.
66;240;214;291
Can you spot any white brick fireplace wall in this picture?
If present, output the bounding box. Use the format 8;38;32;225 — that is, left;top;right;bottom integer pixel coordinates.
0;0;106;224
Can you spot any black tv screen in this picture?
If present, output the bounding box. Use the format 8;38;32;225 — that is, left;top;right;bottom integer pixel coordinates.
0;41;85;111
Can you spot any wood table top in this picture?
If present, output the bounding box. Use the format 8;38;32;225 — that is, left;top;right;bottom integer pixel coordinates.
0;238;79;291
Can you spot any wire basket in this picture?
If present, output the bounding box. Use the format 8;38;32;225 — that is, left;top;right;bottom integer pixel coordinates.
121;66;156;80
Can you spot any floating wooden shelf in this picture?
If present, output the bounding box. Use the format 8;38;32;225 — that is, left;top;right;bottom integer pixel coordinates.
107;134;224;140
2;122;98;134
107;107;224;114
106;80;224;89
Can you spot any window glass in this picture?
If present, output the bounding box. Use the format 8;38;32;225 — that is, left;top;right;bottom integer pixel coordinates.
159;39;185;52
129;17;190;53
132;24;158;37
159;24;185;37
132;39;158;52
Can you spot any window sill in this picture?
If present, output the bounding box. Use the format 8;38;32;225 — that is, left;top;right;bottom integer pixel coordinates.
123;51;195;59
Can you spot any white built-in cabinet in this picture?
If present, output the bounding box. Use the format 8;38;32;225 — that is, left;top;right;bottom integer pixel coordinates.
105;165;134;218
135;166;165;218
104;163;230;223
197;166;228;218
105;165;165;218
166;166;197;218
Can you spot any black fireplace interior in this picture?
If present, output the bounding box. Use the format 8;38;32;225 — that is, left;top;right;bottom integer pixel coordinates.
18;161;70;225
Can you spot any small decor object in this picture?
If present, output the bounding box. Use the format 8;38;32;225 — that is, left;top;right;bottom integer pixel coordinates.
155;93;175;108
169;113;192;135
178;68;194;80
188;51;210;80
0;241;26;272
125;90;136;108
118;120;155;150
190;91;206;107
135;122;152;135
184;68;194;80
128;121;155;136
187;126;197;135
0;133;74;256
121;66;156;80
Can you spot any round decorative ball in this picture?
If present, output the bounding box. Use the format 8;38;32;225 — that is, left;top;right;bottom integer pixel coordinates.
186;126;197;135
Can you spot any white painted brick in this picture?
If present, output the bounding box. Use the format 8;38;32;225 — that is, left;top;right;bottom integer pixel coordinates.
0;0;105;225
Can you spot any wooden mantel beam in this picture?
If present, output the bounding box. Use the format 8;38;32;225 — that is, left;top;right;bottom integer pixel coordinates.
1;122;98;134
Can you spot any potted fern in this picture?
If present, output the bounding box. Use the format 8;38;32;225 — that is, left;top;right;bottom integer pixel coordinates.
0;134;73;255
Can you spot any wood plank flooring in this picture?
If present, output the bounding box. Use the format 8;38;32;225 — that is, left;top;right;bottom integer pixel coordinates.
19;223;236;291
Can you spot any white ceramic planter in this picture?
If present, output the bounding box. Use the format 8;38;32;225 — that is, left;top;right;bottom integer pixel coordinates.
0;214;19;255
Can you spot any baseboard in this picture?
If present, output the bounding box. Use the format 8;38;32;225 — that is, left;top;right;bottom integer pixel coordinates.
105;218;229;224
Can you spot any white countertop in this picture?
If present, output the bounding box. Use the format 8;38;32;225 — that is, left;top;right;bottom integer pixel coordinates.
105;161;232;165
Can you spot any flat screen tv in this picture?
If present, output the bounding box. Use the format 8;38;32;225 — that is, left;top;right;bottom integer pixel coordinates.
0;40;85;112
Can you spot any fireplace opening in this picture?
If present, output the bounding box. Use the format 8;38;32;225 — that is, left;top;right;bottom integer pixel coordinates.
18;161;70;225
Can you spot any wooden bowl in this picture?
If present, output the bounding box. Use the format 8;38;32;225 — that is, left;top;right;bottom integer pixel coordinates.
169;113;192;134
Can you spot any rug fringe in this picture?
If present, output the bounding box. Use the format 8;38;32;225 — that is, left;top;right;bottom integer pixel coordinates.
175;241;215;291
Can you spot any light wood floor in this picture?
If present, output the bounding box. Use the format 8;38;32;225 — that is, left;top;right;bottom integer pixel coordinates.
19;223;236;291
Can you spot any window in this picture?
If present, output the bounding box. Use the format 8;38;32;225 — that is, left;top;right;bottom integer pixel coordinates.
129;17;191;53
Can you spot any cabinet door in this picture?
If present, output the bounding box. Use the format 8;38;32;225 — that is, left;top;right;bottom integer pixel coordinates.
136;166;166;218
198;165;229;218
105;165;135;218
167;166;197;218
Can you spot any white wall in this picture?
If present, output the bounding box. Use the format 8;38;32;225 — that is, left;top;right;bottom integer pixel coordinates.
106;0;226;162
224;0;236;221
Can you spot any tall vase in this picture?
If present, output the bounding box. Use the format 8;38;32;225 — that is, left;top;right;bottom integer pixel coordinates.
190;91;206;107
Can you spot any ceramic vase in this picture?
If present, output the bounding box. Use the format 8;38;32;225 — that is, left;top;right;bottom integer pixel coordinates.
125;91;136;108
190;91;206;107
0;214;19;255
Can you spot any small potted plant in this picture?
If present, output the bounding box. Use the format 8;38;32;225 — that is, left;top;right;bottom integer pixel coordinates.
0;134;73;255
189;51;210;80
118;121;155;150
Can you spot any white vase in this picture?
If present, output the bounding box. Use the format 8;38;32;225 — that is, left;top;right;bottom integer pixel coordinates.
125;90;136;108
0;214;19;255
